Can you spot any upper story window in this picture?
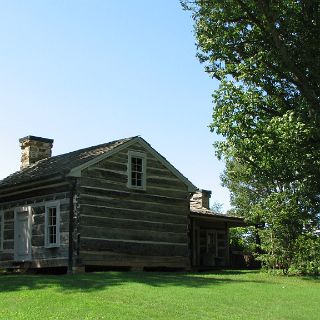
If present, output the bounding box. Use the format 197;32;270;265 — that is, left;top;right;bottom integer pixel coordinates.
0;211;3;251
128;151;146;190
45;201;60;248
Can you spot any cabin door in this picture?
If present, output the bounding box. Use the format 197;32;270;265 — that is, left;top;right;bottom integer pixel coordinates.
198;229;218;267
14;208;32;261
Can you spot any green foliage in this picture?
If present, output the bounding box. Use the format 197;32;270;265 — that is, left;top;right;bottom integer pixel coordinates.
229;227;256;253
292;234;320;276
182;0;320;275
210;201;224;214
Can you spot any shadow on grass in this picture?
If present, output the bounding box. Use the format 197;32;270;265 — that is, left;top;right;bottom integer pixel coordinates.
0;269;267;293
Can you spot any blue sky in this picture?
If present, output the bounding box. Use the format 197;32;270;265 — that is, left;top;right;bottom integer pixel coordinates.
0;1;230;210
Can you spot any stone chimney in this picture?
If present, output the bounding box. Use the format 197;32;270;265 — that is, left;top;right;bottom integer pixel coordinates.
190;189;212;209
19;135;54;170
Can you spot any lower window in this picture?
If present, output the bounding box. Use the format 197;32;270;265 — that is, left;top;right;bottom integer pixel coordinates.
45;201;60;248
0;211;3;251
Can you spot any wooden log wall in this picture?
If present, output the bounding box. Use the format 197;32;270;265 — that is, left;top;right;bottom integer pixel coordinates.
0;188;70;269
78;142;190;269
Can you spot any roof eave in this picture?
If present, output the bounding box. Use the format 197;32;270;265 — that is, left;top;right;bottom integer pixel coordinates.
67;136;198;192
66;137;139;178
0;173;65;193
136;137;197;192
190;212;246;226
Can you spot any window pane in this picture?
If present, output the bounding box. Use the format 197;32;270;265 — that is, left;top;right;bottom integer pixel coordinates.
130;155;145;188
47;206;58;245
0;214;2;249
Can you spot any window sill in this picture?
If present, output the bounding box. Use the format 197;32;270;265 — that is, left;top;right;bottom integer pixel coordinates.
45;244;60;249
127;185;146;191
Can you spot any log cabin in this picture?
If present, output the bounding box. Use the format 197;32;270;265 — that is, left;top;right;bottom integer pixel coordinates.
0;135;244;272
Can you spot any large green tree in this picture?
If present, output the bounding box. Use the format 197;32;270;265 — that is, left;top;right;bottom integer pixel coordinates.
182;0;320;273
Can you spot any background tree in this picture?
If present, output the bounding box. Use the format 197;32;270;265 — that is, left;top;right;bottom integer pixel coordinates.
210;201;224;214
182;0;320;274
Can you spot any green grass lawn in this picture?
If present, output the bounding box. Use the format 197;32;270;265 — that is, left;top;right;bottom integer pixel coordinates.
0;270;319;319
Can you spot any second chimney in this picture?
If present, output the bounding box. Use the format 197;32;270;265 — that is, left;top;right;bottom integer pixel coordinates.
19;135;54;170
191;189;212;209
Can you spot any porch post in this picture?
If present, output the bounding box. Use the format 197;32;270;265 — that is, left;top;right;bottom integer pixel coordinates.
196;225;200;266
225;222;230;266
67;178;76;274
192;218;196;268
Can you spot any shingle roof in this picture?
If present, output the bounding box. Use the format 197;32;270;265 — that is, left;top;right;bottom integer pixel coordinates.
190;206;245;225
0;136;136;189
190;193;245;224
190;200;225;217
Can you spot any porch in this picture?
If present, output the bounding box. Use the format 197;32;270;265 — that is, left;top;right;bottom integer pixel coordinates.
189;189;246;269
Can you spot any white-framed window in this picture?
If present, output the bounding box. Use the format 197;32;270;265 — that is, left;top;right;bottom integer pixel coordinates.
45;201;60;248
0;211;3;251
127;151;147;190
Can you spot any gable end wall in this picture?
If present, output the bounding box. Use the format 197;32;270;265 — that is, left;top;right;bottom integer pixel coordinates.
78;142;191;269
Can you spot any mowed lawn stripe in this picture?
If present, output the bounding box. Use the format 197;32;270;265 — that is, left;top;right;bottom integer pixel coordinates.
0;270;319;319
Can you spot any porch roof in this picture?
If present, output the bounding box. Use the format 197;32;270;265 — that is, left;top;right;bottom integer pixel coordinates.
190;207;246;227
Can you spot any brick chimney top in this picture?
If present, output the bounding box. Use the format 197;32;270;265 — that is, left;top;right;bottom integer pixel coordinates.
19;135;54;144
190;189;212;210
19;135;54;170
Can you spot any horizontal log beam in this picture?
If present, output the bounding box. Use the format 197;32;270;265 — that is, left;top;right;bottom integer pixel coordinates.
80;194;188;216
81;237;188;257
81;204;187;225
79;185;187;206
80;250;189;268
80;176;188;198
81;214;186;233
80;225;187;244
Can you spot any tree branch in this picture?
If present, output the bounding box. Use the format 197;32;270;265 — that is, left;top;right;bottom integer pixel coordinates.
255;0;319;112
